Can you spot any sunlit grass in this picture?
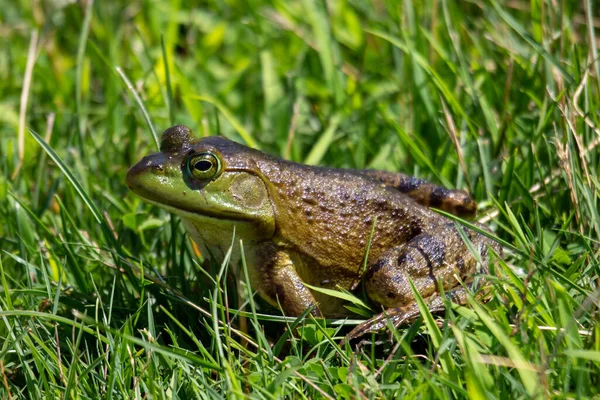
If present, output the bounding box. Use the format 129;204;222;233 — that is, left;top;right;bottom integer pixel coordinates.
1;0;599;398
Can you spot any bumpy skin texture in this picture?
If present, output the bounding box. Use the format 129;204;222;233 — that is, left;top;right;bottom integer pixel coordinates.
126;126;501;339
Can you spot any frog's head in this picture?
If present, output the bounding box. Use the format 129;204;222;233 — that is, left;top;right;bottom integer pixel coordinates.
126;125;275;238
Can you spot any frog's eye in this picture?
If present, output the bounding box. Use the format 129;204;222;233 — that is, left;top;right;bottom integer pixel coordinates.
186;152;221;181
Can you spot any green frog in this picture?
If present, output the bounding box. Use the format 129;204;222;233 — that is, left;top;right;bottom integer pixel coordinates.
126;125;500;339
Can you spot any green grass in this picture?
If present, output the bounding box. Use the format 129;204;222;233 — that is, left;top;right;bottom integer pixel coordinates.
1;0;600;398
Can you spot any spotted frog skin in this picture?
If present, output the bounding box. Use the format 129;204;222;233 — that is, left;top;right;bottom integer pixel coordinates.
126;125;500;338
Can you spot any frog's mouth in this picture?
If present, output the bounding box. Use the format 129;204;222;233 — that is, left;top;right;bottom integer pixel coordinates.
128;190;255;223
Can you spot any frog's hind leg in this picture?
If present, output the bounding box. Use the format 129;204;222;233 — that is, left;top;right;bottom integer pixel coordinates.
360;170;477;218
365;227;492;309
347;224;499;341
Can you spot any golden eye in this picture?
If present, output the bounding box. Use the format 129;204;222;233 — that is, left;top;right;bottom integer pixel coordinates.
186;152;221;181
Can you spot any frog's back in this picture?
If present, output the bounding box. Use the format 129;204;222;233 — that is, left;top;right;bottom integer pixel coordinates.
256;158;435;272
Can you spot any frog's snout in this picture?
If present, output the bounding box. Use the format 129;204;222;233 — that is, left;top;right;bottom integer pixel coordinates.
126;154;168;194
125;160;145;191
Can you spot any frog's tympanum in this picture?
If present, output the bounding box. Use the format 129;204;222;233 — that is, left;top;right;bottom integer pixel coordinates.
126;125;500;339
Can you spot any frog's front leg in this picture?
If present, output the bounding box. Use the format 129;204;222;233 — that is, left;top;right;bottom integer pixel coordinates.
347;223;498;340
252;243;321;317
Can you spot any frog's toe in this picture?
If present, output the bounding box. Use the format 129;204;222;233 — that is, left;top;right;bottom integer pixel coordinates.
344;304;423;343
345;314;390;340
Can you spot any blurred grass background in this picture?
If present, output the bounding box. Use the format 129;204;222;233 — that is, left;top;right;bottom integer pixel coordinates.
1;0;600;398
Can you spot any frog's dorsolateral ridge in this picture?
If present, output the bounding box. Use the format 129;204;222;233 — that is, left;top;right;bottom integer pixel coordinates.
126;125;500;339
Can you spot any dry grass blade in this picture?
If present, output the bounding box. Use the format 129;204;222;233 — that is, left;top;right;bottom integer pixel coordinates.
13;29;38;180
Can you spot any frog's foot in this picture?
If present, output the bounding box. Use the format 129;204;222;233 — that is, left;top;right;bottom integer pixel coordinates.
343;295;447;344
344;304;425;343
342;285;479;345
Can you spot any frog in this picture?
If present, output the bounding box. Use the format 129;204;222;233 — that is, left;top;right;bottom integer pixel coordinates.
126;125;500;339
